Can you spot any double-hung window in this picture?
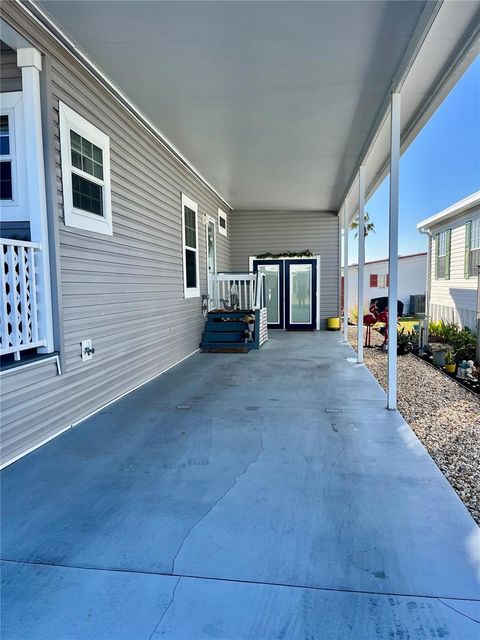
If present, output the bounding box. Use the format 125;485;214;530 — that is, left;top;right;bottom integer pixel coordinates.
59;102;112;235
465;218;480;278
181;194;200;298
435;229;451;279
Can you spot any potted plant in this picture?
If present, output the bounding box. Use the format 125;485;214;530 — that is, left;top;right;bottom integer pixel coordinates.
431;346;447;366
443;349;456;374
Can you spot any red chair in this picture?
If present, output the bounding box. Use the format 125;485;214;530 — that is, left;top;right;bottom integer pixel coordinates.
363;313;376;347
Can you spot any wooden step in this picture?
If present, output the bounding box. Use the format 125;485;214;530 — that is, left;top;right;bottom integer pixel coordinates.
207;310;253;319
202;331;247;343
200;341;255;351
205;320;246;332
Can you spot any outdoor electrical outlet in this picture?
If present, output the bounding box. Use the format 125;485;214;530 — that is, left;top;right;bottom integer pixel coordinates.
81;339;95;362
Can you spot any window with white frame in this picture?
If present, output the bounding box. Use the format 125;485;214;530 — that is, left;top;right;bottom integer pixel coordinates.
466;217;480;278
377;274;388;288
0;92;28;221
218;208;228;237
435;229;451;279
182;194;200;297
59;102;112;235
0;115;12;201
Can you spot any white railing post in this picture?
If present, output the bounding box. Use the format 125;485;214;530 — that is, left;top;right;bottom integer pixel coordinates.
17;48;54;354
357;166;366;364
343;201;349;343
387;92;401;410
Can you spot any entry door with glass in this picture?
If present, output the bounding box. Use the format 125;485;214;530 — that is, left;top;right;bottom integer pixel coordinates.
206;217;217;309
253;257;317;330
285;259;317;330
252;259;284;329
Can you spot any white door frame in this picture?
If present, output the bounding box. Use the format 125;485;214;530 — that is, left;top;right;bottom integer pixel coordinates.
249;255;321;330
205;215;217;309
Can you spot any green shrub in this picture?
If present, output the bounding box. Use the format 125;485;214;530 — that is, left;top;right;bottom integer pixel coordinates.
450;327;477;362
428;320;477;361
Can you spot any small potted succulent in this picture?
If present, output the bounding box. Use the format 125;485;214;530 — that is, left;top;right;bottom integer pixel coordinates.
443;349;456;374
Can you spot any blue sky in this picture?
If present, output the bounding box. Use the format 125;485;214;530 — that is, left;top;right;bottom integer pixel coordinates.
349;55;480;263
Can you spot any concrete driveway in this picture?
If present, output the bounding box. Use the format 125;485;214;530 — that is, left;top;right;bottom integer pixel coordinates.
1;332;479;639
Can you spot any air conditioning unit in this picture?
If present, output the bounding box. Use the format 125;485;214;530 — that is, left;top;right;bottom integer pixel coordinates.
410;294;425;315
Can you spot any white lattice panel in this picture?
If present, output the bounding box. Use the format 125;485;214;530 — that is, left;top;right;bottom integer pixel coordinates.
1;239;43;359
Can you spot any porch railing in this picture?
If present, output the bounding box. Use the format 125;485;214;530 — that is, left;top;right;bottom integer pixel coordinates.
214;272;265;311
1;238;45;360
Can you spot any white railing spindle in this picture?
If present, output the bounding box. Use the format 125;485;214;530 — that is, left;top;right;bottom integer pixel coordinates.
29;246;40;344
6;245;21;359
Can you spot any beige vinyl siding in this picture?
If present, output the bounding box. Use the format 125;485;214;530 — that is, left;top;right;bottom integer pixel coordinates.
429;206;479;330
0;42;22;92
0;3;231;466
230;210;339;327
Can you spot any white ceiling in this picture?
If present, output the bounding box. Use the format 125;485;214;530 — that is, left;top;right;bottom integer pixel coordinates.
38;1;476;211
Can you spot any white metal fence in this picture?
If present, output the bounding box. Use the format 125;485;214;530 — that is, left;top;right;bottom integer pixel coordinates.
1;238;45;360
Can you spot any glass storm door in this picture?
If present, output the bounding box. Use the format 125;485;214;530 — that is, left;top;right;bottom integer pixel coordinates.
285;259;317;330
206;218;216;309
252;259;284;329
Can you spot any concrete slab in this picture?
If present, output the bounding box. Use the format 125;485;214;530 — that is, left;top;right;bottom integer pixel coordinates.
2;562;479;640
0;561;177;640
2;332;479;638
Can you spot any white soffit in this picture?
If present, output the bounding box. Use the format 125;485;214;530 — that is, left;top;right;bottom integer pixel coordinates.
29;0;480;212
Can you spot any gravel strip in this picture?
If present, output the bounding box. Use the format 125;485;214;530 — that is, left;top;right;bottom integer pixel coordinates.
348;326;480;525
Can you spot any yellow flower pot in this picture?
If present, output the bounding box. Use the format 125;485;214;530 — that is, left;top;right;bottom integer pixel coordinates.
444;363;456;374
327;317;341;331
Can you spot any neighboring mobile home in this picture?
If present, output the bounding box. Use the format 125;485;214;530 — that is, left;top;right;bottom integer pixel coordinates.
346;252;427;317
417;191;480;333
0;1;478;467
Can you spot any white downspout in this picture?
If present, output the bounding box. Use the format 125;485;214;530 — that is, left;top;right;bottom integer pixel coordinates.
387;91;401;410
418;227;432;346
343;202;349;343
357;166;366;364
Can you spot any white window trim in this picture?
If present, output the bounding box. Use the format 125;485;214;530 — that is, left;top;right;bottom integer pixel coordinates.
218;207;228;237
59;102;112;235
470;217;480;250
438;229;448;257
181;193;200;298
0;92;28;221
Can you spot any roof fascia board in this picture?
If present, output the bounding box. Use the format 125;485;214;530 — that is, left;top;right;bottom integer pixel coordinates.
417;192;480;230
17;0;232;210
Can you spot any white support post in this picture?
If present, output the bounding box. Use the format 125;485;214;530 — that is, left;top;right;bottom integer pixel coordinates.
387;92;401;410
343;202;349;342
357;166;365;364
17;48;54;354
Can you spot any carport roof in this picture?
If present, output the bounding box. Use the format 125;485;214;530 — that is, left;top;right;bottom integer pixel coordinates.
24;1;480;212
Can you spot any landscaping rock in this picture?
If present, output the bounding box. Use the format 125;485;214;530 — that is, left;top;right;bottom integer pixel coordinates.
349;326;480;525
